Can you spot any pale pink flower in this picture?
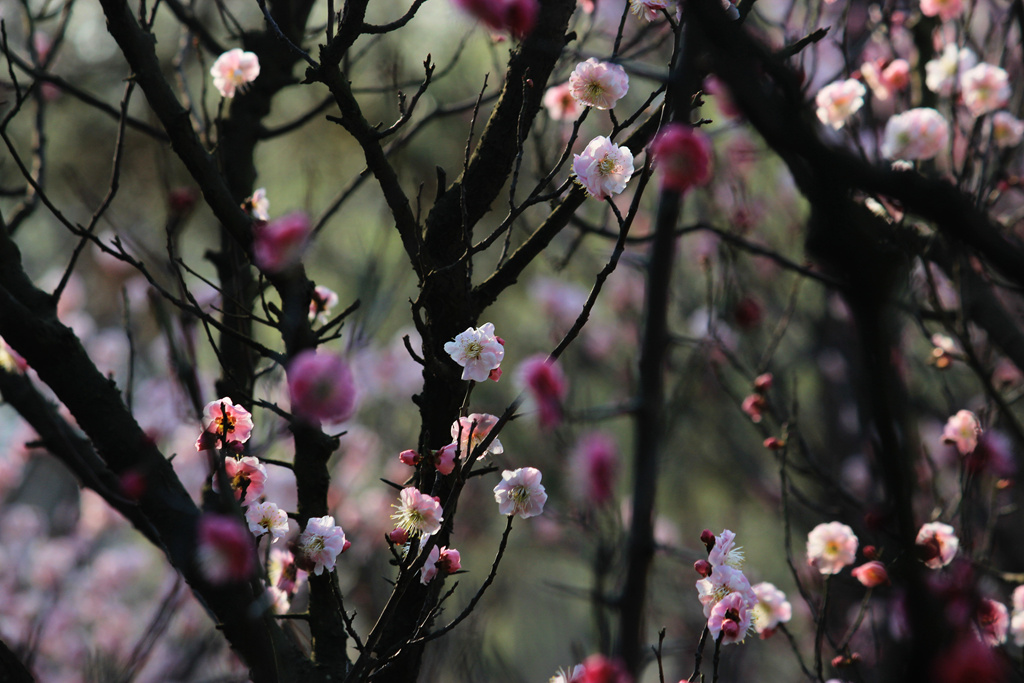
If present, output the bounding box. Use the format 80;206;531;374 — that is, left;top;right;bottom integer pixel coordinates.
806;521;858;575
435;443;457;475
391;487;444;536
244;187;269;221
696;564;756;617
960;63;1011;118
992;112;1024;148
573;136;634;200
244;501;289;541
288;349;358;424
861;59;910;100
308;285;339;324
451;413;504;458
881;108;949;160
543;82;584;121
920;0;964;21
916;521;958;568
708;591;754;645
708;529;745;569
569;432;619;505
629;0;668;21
419;544;462;584
493;467;548;518
976;598;1009;646
751;582;792;636
550;665;586;683
851;560;890;587
741;393;766;423
650;123;713;193
210;48;260;98
267;547;307;593
213;455;268;506
443;322;505;382
942;409;982;455
1013;585;1024;613
196;397;254;450
297;515;347;575
815;79;866;130
519;354;568;429
196;513;255;584
569;59;629;110
253;211;311;273
453;0;538;37
925;45;977;96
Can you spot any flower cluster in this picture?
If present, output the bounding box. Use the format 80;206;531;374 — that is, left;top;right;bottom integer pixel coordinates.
695;529;762;645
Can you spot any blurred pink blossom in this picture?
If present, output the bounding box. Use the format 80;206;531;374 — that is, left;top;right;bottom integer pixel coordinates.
288;349;358;424
569;59;629;110
960;63;1010;118
543;82;583;121
696;564;756;618
569;432;619;505
751;582;792;636
942;409;981;455
253;211;311;273
453;0;538;37
976;598;1009;646
920;0;963;21
443;322;504;382
629;0;668;21
210;48;260;98
419;545;461;584
806;521;858;574
992;112;1024;148
650;123;713;193
391;487;444;537
267;547;307;594
861;59;910;100
573;136;634;200
244;187;269;221
308;285;339;324
916;521;958;568
518;354;568;429
925;45;977;96
196;513;255;584
881;108;949;160
815;79;866;130
579;654;631;683
851;560;890;587
493;467;547;518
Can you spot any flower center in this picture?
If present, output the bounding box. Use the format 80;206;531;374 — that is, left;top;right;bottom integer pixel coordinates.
824;540;840;557
584;81;605;102
598;155;619;176
465;341;483;358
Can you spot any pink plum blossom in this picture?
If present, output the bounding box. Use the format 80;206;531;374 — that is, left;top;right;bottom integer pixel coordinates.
419;544;462;584
925;45;977;96
210;48;260;98
751;582;792;636
650;123;713;193
992;112;1024;148
814;79;866;130
881;108;949;160
493;467;548;518
920;0;964;21
244;501;289;541
543;82;584;121
976;598;1009;646
451;413;504;458
252;211;311;273
573;136;634;200
806;521;858;575
569;432;619;505
696;564;756;618
518;354;568;429
435;443;457;475
960;63;1011;118
452;0;538;37
861;59;910;100
443;322;504;382
708;529;744;569
916;521;958;568
391;487;444;536
851;560;890;587
196;513;255;584
297;515;347;576
942;409;982;455
213;456;267;506
708;591;754;645
288;349;358;424
196;397;253;451
568;59;629;110
308;285;339;324
578;654;630;683
243;187;269;221
629;0;668;21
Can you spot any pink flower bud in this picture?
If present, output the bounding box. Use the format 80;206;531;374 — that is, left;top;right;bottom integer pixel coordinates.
488;367;503;382
694;559;712;577
388;527;410;545
741;394;766;423
399;449;420;466
700;529;716;551
862;545;878;560
196;513;255;584
753;373;773;393
288;349;358;424
851;561;890;587
763;437;785;450
253;212;311;273
119;470;147;501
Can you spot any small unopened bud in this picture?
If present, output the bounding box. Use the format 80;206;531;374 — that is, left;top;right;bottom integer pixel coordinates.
488;367;503;382
863;545;878;560
700;529;716;552
399;449;420;466
694;559;712;577
342;539;352;553
753;373;773;394
388;528;410;545
763;437;785;450
721;619;740;640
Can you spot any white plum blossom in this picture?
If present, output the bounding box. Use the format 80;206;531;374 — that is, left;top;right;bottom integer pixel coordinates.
960;63;1011;118
444;323;504;382
814;79;866;130
568;59;629;110
992;112;1024;148
573;136;634;200
806;521;858;575
493;467;548;518
210;48;260;98
881;108;949;160
245;501;289;541
297;516;347;575
924;44;977;96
